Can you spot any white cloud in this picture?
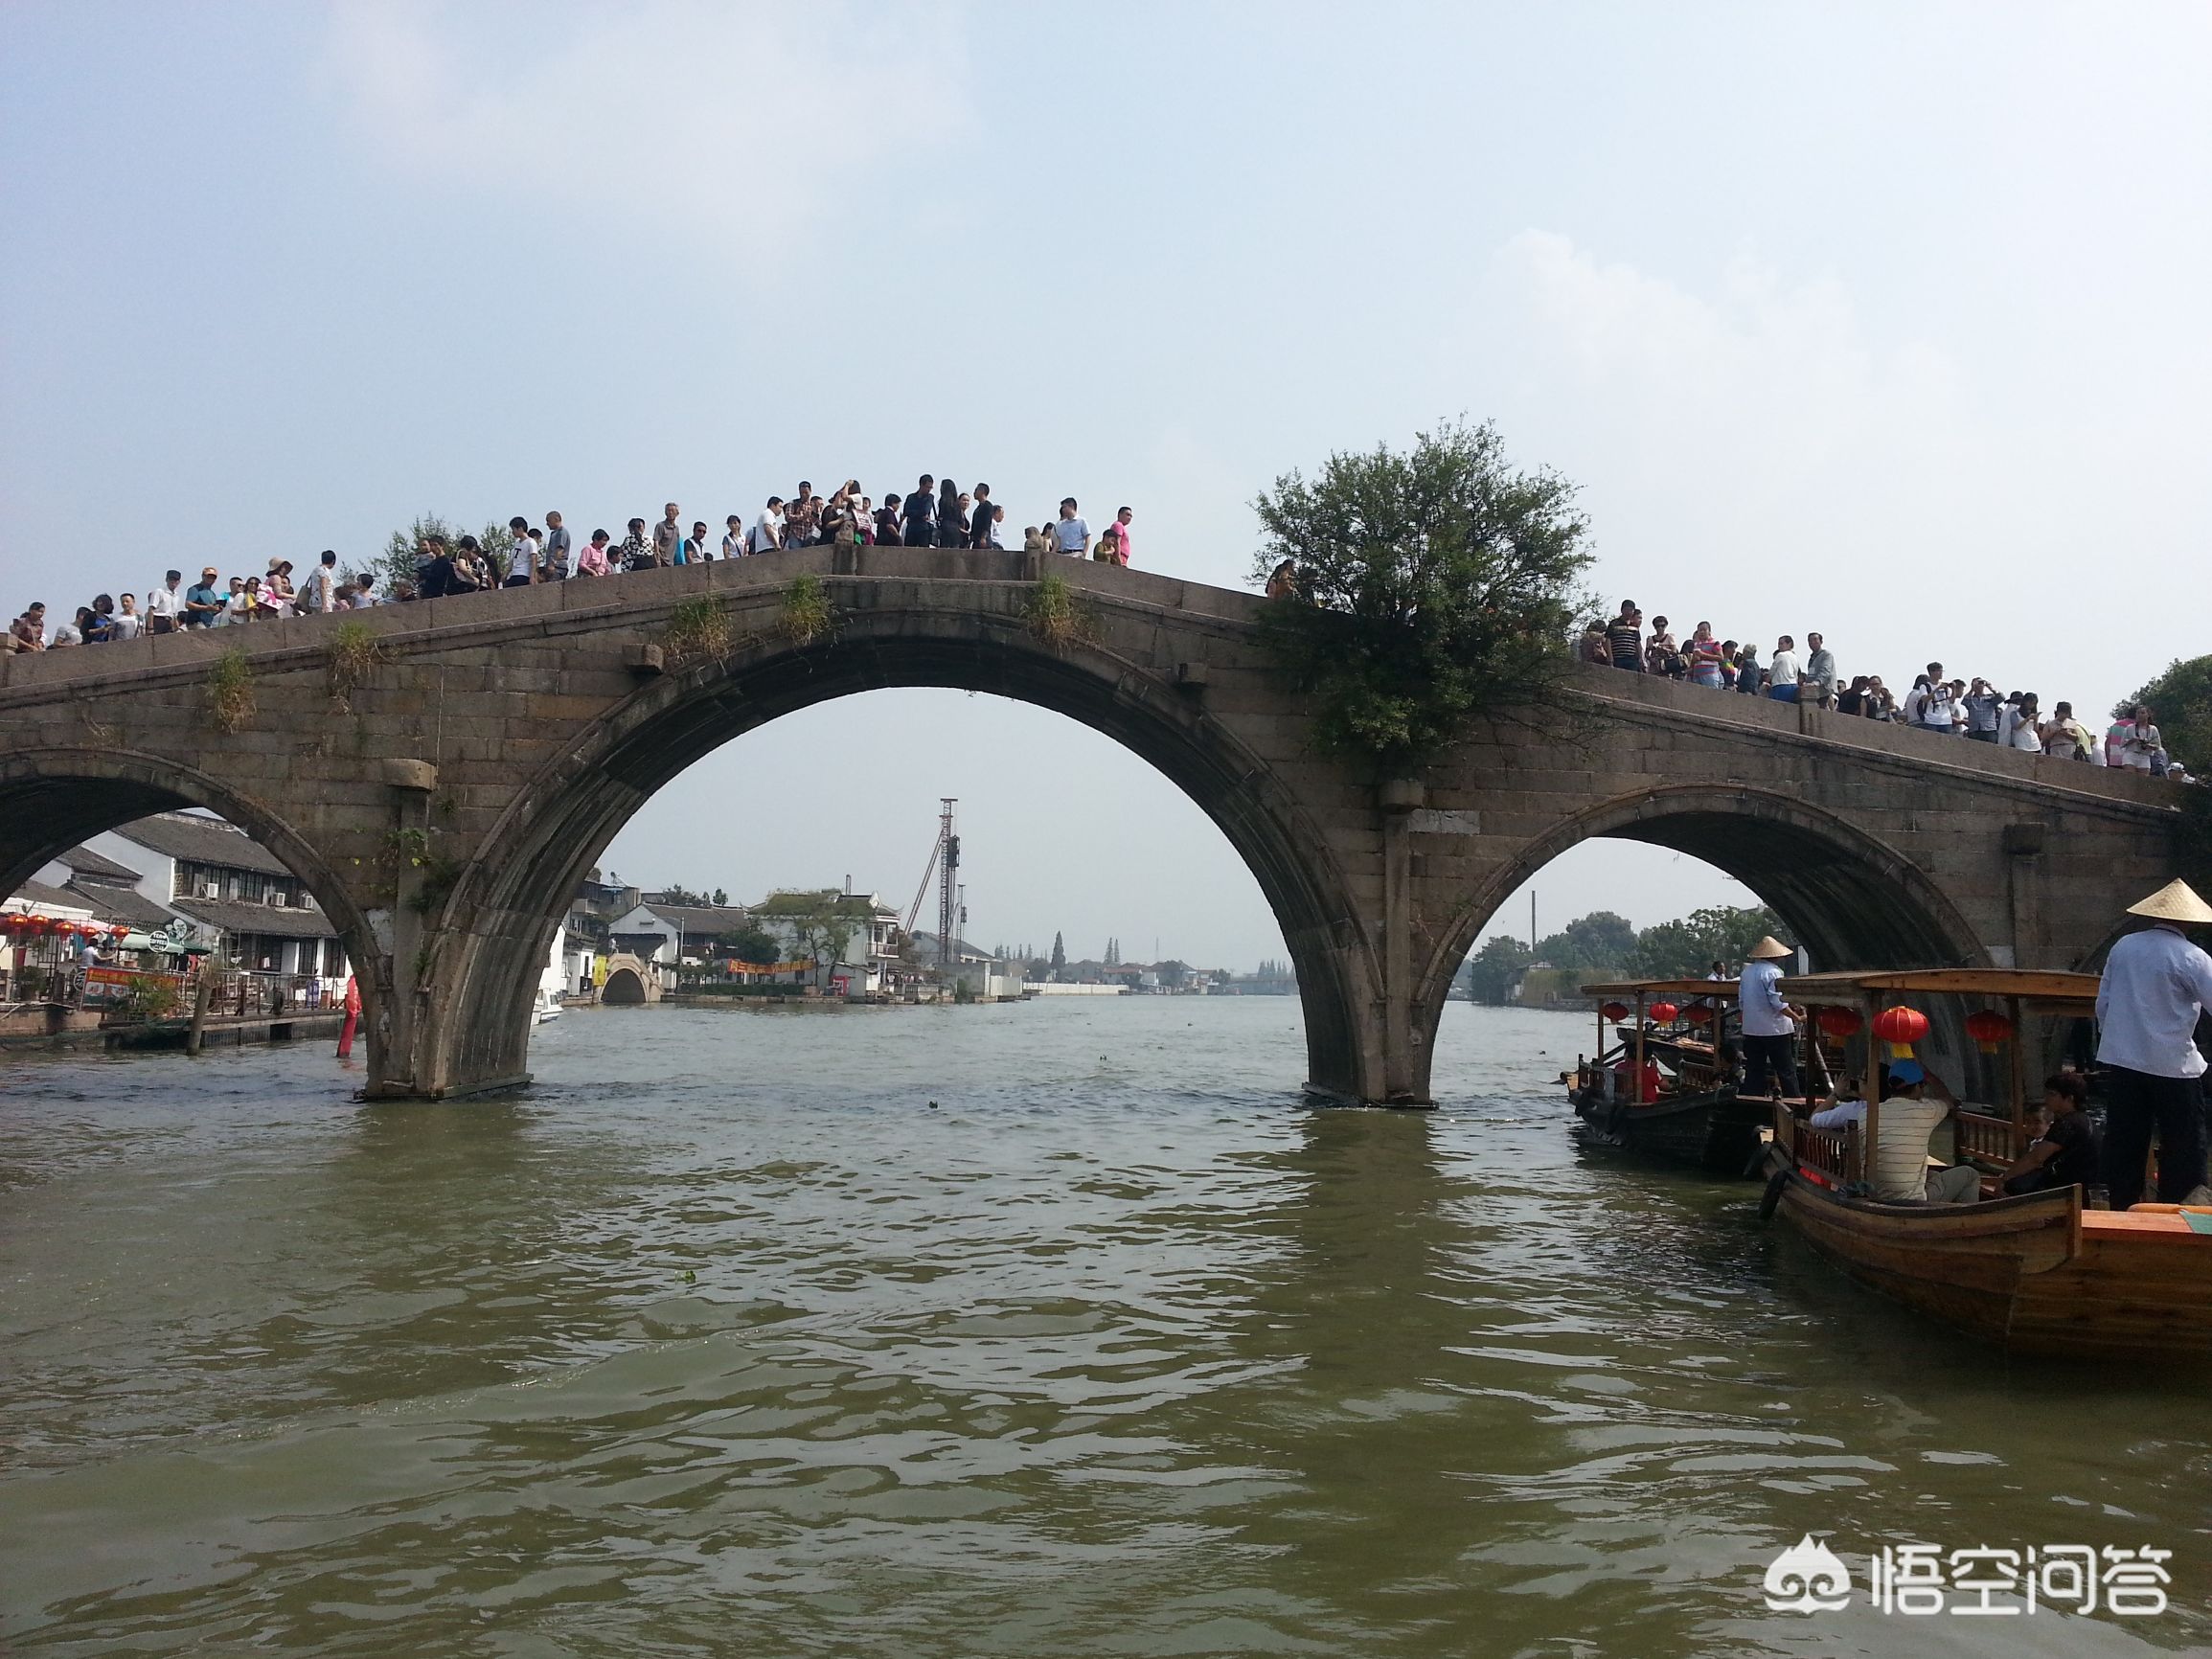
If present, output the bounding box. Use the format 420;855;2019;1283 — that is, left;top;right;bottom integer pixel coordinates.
324;2;971;251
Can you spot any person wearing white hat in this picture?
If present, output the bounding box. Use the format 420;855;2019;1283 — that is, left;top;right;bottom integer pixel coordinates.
1738;935;1801;1100
2096;878;2212;1210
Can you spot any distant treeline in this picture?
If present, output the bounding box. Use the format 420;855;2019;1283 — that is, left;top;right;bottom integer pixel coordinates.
1458;905;1792;1005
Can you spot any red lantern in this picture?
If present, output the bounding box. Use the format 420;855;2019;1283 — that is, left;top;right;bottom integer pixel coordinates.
1599;1001;1630;1023
109;923;129;939
1684;1002;1715;1027
1816;1007;1863;1039
1649;1001;1679;1024
1873;1004;1929;1059
1964;1009;2013;1056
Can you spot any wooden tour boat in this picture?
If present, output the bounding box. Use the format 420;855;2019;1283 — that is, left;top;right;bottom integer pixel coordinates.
1564;979;1770;1173
1757;967;2212;1360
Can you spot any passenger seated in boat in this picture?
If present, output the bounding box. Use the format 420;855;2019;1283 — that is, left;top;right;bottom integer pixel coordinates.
1612;1053;1661;1104
1871;1061;1981;1204
1997;1072;2102;1196
1807;1076;1868;1130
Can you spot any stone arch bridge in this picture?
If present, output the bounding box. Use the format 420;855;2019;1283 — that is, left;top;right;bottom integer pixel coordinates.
0;547;2183;1103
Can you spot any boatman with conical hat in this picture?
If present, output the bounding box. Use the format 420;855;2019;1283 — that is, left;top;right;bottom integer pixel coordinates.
2096;878;2212;1210
1739;935;1800;1100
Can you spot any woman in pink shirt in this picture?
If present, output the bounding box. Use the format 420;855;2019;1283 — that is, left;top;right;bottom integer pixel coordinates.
575;530;613;578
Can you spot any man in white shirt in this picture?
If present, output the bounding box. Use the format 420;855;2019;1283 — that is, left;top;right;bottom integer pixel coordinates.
302;550;339;614
1767;635;1800;703
2097;879;2212;1209
109;593;145;640
1052;497;1091;557
1737;935;1800;1098
750;497;786;555
145;570;183;635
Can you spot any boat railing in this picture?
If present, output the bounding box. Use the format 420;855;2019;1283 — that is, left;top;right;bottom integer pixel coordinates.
1774;1106;1863;1189
1953;1109;2021;1170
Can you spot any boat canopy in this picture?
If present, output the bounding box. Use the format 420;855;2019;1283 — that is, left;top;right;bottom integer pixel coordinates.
1579;978;1741;999
1778;968;2100;1010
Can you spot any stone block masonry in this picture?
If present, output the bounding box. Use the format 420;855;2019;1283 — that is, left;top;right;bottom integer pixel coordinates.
0;546;2186;1103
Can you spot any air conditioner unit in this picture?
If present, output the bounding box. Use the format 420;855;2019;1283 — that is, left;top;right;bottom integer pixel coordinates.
269;892;288;908
199;883;220;899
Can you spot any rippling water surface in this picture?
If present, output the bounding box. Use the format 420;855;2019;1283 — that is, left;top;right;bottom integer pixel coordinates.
2;1000;2205;1655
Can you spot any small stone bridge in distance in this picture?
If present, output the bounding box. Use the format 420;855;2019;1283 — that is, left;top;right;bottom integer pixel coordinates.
0;547;2184;1103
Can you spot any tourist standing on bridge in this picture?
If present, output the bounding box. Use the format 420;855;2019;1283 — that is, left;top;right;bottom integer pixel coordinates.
966;483;994;546
936;480;964;547
9;602;46;650
902;476;936;548
2042;701;2093;760
1052;498;1091;557
1738;936;1801;1099
503;518;536;585
1767;636;1800;702
302;550;338;614
649;504;680;568
1112;506;1134;564
2097;879;2212;1209
750;498;785;554
1605;601;1642;670
110;593;143;641
722;514;746;560
1963;679;2002;741
1802;632;1836;707
576;530;612;577
873;497;902;545
146;571;182;635
786;484;819;546
184;567;224;627
1734;640;1763;694
618;518;650;572
1686;623;1725;688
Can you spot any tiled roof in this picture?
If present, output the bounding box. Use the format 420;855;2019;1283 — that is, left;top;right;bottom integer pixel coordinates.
111;812;292;876
64;880;179;929
6;878;95;916
55;844;140;882
645;903;757;936
169;896;337;940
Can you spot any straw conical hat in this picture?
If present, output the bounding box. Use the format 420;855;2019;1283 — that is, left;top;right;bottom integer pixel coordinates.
1745;936;1794;961
2127;879;2212;924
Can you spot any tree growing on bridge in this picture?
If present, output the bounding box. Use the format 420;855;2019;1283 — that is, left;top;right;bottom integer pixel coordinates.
373;513;519;596
1250;419;1593;767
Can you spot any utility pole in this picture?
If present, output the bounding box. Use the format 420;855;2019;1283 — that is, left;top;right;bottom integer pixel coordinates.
937;798;958;968
1530;891;1537;954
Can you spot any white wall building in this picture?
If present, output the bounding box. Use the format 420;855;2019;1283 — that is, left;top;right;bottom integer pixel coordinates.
37;812;349;998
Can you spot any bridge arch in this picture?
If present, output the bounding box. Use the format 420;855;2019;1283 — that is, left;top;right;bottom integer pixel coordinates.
0;746;386;1067
413;604;1376;1100
1416;783;1993;1049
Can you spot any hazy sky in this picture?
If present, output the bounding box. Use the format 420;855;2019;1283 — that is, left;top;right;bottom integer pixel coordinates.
5;4;2205;967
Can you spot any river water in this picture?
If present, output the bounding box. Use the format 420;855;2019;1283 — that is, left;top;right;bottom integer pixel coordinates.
1;1000;2203;1656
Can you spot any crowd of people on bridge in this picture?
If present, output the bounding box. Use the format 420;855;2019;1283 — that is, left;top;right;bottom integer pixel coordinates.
3;478;1139;646
1586;599;2190;781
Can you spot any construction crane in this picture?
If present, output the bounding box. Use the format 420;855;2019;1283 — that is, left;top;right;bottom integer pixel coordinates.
902;799;960;967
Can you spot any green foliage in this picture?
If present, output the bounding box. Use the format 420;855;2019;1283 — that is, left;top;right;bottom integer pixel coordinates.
119;973;183;1021
762;890;856;982
781;574;832;646
1534;910;1637;972
204;648;255;733
1629;905;1794;979
375;512;519;595
1461;935;1533;1005
726;925;783;966
663;595;732;663
325;619;386;712
1025;571;1088;648
2119;653;2212;775
1050;931;1066;974
655;883;710;906
1250;419;1594;767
